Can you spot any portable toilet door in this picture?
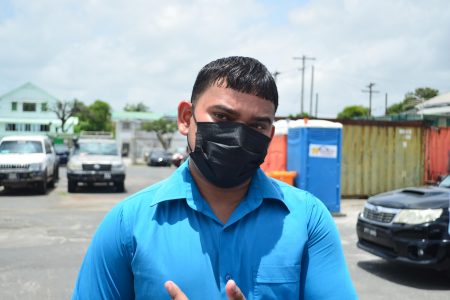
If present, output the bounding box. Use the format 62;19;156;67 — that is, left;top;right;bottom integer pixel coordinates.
287;120;342;213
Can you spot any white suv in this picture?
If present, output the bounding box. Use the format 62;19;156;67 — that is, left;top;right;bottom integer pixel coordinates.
0;135;59;194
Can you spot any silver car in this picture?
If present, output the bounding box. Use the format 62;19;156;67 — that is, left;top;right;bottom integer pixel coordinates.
66;138;126;193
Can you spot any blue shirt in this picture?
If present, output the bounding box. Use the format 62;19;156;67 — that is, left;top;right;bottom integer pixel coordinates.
72;160;357;299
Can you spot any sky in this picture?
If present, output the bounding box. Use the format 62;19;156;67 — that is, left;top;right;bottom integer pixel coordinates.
0;0;449;118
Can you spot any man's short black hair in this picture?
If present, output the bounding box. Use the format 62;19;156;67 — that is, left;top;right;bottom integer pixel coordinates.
190;56;278;111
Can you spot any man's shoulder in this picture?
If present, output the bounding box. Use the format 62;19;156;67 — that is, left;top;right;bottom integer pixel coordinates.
118;177;173;212
266;177;323;211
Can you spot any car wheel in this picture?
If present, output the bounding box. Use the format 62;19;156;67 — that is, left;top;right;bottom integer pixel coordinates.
115;180;125;193
54;166;59;181
48;169;56;188
68;180;77;193
37;174;48;195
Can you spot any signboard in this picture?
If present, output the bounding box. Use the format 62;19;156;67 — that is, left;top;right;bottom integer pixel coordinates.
309;144;338;159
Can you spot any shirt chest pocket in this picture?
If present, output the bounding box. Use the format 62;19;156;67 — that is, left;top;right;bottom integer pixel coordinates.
252;265;301;300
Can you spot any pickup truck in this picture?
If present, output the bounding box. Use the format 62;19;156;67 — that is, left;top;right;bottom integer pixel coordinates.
0;135;59;194
66;137;126;193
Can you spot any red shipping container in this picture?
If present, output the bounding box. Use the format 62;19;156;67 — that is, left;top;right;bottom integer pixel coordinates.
261;135;287;172
425;127;450;182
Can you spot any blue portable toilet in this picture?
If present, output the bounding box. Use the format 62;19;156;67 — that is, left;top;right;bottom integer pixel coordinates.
287;119;343;213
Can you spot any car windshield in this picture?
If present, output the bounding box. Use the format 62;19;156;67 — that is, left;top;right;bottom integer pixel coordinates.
438;176;450;188
75;142;118;156
151;150;171;156
0;140;43;154
54;144;69;152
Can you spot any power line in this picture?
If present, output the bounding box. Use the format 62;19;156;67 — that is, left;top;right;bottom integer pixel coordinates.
362;82;379;117
293;55;315;114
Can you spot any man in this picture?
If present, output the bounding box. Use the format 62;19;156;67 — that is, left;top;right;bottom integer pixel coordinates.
72;56;357;299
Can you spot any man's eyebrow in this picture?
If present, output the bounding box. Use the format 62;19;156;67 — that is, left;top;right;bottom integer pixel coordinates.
209;104;273;124
209;105;240;117
252;116;273;125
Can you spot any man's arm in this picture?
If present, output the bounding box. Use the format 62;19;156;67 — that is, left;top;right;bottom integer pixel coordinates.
72;204;134;299
300;196;357;300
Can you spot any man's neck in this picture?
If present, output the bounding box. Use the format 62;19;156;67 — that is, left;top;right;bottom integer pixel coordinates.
188;160;250;224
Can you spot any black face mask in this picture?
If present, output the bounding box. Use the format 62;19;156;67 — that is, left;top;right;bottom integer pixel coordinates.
188;118;271;188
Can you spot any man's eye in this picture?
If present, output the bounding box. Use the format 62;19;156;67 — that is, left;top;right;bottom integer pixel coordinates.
213;113;229;121
252;124;267;131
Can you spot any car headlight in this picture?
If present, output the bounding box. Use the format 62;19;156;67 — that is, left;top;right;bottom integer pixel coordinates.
112;161;125;171
29;163;43;171
393;209;443;225
67;160;82;171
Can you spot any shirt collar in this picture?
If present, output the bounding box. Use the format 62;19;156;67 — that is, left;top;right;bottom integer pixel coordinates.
150;159;289;212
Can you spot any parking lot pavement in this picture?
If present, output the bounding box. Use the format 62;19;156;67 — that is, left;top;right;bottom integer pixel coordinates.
0;165;449;299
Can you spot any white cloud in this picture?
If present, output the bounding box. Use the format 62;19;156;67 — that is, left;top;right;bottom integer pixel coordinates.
0;0;449;117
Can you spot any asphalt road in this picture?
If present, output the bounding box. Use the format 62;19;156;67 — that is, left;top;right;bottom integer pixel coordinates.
0;165;449;299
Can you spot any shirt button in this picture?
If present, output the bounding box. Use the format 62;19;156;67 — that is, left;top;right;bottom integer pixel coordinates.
225;273;232;281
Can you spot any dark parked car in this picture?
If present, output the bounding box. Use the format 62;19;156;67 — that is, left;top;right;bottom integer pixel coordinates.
54;144;70;165
171;147;188;167
147;149;172;167
357;175;450;272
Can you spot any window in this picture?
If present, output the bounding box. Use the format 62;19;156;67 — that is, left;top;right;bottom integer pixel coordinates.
6;124;17;131
41;102;48;112
11;102;17;111
40;124;50;132
25;124;31;131
122;122;131;131
0;141;43;154
23;102;36;112
44;141;52;154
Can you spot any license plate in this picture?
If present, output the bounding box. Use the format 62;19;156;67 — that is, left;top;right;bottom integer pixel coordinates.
104;173;111;179
8;173;17;180
364;227;377;237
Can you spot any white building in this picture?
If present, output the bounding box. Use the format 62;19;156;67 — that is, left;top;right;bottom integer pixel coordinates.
112;111;186;164
416;92;450;115
0;82;78;138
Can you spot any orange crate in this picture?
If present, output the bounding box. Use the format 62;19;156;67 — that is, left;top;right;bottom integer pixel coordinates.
265;171;297;185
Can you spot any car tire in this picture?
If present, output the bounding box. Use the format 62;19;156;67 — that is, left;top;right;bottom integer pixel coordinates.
68;180;77;193
54;166;59;181
115;180;125;193
37;174;48;195
48;169;56;188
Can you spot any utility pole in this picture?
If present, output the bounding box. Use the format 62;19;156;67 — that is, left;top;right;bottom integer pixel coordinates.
385;93;388;115
293;55;315;114
315;93;319;117
362;82;379;117
309;65;315;115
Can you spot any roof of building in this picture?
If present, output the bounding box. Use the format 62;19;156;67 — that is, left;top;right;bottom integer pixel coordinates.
416;92;450;109
416;92;450;115
0;82;59;102
111;111;163;121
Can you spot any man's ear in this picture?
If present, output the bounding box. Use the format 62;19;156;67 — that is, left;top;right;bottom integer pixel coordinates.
269;124;275;139
177;100;193;136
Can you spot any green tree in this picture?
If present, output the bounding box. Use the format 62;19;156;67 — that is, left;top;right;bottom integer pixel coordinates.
141;118;178;150
337;105;369;119
288;112;312;119
386;87;438;115
75;100;112;133
123;102;149;112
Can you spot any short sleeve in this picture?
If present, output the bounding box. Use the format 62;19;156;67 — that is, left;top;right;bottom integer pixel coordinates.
300;194;358;299
71;203;135;299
